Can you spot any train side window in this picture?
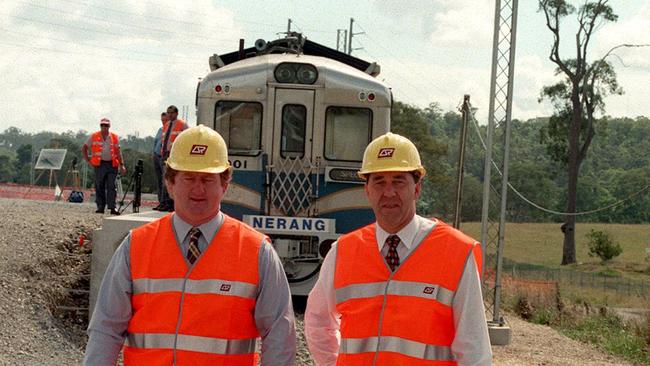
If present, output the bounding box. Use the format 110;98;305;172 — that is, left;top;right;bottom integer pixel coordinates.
215;101;262;156
281;104;306;158
324;107;372;162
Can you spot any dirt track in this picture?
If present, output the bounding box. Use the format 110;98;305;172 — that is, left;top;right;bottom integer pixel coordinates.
0;198;635;365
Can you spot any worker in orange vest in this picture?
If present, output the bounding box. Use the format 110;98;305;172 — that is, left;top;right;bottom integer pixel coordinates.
157;105;189;212
84;125;296;365
81;118;126;215
304;132;492;365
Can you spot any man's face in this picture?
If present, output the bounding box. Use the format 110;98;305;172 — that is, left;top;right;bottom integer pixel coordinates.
365;171;421;234
167;108;178;121
161;114;169;125
100;124;110;134
166;171;228;226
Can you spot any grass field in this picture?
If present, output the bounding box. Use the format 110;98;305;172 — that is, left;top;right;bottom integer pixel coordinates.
460;222;650;280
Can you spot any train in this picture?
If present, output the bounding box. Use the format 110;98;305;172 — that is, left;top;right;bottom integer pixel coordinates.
194;33;392;295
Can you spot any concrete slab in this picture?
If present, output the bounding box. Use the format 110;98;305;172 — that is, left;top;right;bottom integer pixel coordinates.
89;211;166;313
488;318;512;345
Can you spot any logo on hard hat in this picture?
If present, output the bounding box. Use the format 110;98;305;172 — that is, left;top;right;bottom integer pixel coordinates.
377;148;395;158
190;144;208;155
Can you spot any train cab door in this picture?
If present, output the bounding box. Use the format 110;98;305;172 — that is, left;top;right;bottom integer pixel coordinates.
269;88;315;217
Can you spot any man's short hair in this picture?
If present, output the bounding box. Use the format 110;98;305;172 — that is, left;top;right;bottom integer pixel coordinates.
161;112;167;116
164;166;232;185
167;105;179;113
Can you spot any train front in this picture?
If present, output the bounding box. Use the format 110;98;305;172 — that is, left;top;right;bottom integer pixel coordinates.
195;36;391;295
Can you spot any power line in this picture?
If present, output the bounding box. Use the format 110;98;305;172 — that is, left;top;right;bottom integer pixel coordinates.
468;104;650;216
13;1;238;44
52;0;283;33
0;40;203;65
1;27;199;61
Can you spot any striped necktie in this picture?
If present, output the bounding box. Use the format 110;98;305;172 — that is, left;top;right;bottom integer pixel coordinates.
186;227;202;264
384;234;401;272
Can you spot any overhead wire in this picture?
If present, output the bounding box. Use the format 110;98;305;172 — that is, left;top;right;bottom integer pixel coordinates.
467;104;650;216
52;0;283;33
0;27;201;61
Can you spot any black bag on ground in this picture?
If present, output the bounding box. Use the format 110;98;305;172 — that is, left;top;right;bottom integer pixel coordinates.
68;191;84;203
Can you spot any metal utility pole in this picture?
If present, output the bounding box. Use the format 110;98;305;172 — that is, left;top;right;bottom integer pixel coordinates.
481;0;518;346
348;18;354;55
287;18;292;33
336;29;346;52
339;29;348;53
453;95;470;229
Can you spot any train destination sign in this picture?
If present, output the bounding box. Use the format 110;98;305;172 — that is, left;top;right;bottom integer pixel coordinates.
243;215;335;234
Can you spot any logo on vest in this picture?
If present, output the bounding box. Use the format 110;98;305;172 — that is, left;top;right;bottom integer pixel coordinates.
377;147;395;158
190;144;208;155
220;284;231;292
423;286;436;295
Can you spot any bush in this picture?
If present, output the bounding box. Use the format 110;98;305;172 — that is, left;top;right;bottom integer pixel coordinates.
586;229;622;262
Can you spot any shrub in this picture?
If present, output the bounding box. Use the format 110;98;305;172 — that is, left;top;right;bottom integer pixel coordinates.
586;229;622;262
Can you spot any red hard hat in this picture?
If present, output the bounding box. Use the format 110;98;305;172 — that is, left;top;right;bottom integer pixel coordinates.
100;118;111;126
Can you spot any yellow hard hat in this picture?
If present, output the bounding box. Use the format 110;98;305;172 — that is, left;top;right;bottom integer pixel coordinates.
166;125;231;174
358;132;426;179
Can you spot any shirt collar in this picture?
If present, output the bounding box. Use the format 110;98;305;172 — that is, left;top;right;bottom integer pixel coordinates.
375;215;420;251
172;212;224;243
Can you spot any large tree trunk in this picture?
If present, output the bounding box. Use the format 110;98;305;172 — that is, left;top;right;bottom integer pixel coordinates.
562;164;578;264
562;100;582;265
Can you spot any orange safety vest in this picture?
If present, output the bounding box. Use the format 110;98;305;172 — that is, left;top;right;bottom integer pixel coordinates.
333;220;479;366
160;119;187;156
124;214;264;366
89;131;120;167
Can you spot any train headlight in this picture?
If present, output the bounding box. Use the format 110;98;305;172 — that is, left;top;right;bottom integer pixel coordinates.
296;64;318;84
275;64;295;83
274;63;318;84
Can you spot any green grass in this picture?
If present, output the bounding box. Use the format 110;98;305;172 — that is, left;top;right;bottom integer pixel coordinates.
461;222;650;280
560;314;650;365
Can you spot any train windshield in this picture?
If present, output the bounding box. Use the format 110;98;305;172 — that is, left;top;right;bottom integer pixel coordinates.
281;104;307;158
215;101;262;155
324;107;372;162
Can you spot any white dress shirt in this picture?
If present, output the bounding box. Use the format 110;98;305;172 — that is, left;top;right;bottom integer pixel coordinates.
304;215;492;366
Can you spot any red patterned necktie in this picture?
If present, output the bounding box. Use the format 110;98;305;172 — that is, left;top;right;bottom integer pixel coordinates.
186;227;202;264
384;234;401;272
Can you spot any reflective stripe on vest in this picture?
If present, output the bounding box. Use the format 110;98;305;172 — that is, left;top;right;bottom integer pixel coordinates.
125;214;264;365
89;131;120;167
133;278;257;299
334;220;477;365
126;333;257;355
341;336;454;361
335;280;455;307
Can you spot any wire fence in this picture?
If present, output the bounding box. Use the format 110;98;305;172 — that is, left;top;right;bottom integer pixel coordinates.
500;258;650;298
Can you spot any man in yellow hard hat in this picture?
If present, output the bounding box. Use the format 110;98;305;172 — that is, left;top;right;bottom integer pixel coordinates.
84;125;296;365
304;132;492;365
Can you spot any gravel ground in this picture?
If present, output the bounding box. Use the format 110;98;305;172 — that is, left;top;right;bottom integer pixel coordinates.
0;198;636;365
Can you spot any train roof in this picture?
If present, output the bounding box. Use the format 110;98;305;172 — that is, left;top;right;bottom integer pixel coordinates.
210;37;380;77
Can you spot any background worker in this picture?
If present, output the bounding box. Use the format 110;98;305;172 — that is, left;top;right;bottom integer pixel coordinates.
157;105;189;211
81;118;126;215
304;132;492;365
152;112;168;210
84;125;296;366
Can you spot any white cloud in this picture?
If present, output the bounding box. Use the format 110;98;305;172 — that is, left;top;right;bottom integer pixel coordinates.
0;0;241;137
427;0;493;49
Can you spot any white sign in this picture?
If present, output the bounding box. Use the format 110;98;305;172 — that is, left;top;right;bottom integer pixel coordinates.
244;215;335;234
35;149;67;170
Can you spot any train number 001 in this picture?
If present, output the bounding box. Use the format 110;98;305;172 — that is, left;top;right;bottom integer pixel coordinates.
229;159;248;169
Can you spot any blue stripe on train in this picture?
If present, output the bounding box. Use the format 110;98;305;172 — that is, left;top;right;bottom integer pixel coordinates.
228;170;373;234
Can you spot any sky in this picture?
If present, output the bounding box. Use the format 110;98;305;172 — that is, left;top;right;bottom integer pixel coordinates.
0;0;648;137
